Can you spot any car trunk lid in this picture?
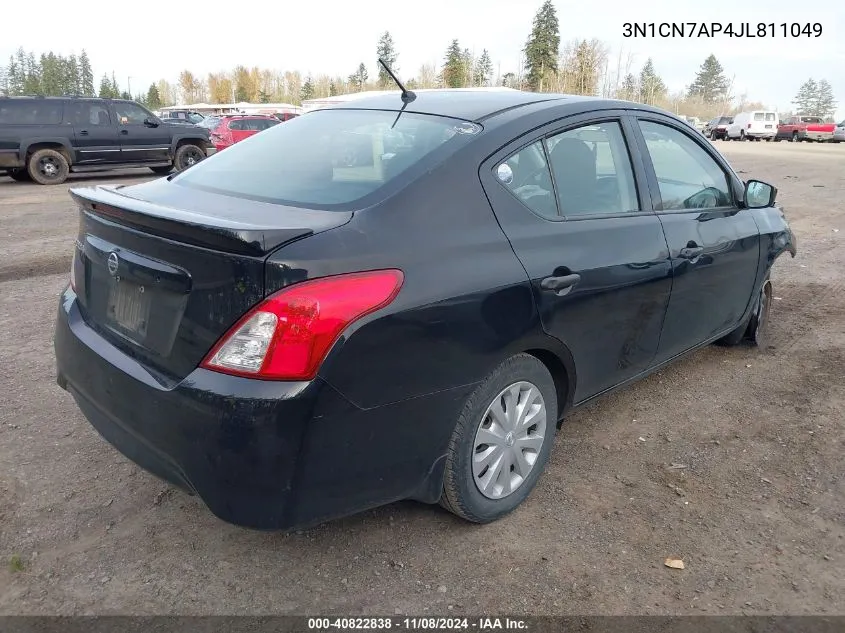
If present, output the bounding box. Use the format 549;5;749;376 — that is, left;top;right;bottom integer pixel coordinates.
70;179;352;383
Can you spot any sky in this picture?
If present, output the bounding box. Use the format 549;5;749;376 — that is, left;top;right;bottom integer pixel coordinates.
3;0;843;119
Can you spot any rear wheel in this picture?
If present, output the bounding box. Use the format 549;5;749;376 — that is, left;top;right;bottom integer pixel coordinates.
739;131;746;141
27;148;69;185
149;165;173;175
440;354;557;523
173;144;205;172
7;168;31;182
791;132;799;142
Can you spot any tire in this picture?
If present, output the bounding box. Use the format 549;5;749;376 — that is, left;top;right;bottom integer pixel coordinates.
149;165;173;175
440;353;558;524
173;144;205;172
27;148;69;185
747;276;773;348
791;132;799;142
739;131;746;141
717;274;772;347
8;168;31;182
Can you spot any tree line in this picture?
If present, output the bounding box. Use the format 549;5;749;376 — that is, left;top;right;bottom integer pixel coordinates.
1;0;838;121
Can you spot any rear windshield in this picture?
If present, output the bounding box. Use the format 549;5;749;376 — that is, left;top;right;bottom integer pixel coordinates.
753;112;777;121
0;100;64;125
197;116;220;128
172;109;481;209
718;117;732;124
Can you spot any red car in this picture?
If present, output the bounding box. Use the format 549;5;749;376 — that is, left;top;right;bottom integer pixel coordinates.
205;114;280;151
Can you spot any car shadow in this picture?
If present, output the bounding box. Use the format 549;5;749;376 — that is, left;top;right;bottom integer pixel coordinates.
0;169;159;187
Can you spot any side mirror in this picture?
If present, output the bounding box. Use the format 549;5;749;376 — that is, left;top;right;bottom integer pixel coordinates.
144;117;160;127
744;179;777;208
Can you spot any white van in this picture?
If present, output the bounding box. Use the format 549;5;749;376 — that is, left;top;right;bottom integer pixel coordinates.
726;111;778;141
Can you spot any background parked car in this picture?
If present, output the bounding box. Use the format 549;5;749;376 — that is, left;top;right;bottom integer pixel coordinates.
726;110;779;141
0;96;213;184
704;116;733;140
160;110;205;125
775;115;837;142
207;114;280;151
833;121;845;143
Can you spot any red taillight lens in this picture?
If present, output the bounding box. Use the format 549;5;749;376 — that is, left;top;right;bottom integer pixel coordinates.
201;269;404;381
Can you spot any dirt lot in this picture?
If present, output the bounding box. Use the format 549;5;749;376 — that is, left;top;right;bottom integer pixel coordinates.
1;144;843;615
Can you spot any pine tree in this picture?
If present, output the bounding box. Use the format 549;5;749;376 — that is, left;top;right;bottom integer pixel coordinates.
687;54;730;103
79;50;95;96
501;72;516;88
441;40;465;88
67;53;80;94
812;79;836;119
0;64;7;96
461;48;474;87
111;73;121;99
523;0;560;91
473;49;493;87
329;80;338;96
639;58;667;104
146;84;162;109
376;31;398;89
40;53;59;95
22;53;41;94
792;78;817;115
99;74;114;98
300;76;315;101
347;63;368;91
619;73;638;101
7;56;22;95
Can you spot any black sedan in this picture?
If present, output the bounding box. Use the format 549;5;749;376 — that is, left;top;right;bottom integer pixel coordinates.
54;90;796;530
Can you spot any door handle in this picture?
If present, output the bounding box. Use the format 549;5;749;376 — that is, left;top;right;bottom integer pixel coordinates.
679;246;704;259
120;129;128;135
79;130;89;136
540;273;581;296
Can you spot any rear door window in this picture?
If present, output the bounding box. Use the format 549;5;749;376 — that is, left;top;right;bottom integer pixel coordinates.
172;109;482;209
545;121;639;216
66;102;112;126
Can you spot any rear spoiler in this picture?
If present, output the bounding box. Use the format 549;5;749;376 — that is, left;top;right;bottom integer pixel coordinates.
69;185;314;257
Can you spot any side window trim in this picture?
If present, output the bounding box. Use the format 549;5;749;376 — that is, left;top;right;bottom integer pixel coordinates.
628;114;740;213
484;111;657;223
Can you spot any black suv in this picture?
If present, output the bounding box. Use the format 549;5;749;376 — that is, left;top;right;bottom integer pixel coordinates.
704;115;733;140
0;96;214;184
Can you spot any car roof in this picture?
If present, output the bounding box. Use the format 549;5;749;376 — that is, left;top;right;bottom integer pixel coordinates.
316;89;602;122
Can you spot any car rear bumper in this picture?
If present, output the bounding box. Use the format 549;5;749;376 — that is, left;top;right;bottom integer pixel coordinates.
205;146;217;157
54;288;463;529
805;131;833;141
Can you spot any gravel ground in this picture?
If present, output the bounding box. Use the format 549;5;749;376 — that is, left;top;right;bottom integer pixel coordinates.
0;144;843;615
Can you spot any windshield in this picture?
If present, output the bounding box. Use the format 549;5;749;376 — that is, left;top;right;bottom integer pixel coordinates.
197;116;220;129
188;113;205;123
172;109;482;209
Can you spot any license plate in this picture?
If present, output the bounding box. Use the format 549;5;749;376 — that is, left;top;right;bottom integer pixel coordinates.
107;280;151;337
765;125;772;129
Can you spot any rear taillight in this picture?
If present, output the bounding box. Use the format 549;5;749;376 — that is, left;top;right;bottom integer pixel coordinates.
201;269;404;380
747;123;752;129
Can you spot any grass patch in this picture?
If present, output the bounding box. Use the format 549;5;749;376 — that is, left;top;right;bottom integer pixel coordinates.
8;554;25;572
